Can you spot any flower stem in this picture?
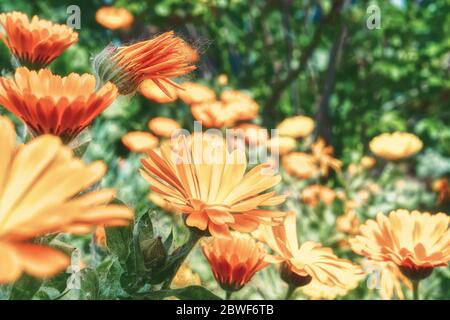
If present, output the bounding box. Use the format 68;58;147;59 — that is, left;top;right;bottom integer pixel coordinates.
225;291;232;300
284;284;296;300
412;280;420;300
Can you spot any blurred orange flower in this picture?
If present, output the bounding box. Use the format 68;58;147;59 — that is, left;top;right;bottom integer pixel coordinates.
336;210;360;236
221;90;259;122
140;133;286;238
0;12;78;68
147;117;181;138
0;116;133;284
177;82;216;105
282;152;318;179
0;68;118;143
432;177;450;205
260;212;362;288
369;132;423;161
217;74;228;86
276;116;314;138
311;138;342;176
122;131;159;153
139;79;177;103
191;101;236;128
300;184;336;208
201;234;269;291
360;156;376;169
95;6;133;30
94;32;196;95
363;260;412;300
232;123;268;145
266;136;296;156
350;209;450;281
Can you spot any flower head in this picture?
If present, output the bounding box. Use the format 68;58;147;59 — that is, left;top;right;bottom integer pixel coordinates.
369;132;423;161
232;123;268;146
177;82;216;105
350;209;450;280
93;32;196;95
140;133;286;238
267;136;296;156
311;138;342;176
122;131;159;153
260;212;361;288
0;116;133;283
95;6;133;30
139;79;177;104
0;12;78;69
0;67;118;142
300;184;336;208
433;177;450;205
220;90;259;122
191;101;237;128
282;152;318;179
147;117;181;138
277;116;314;138
201;234;269;291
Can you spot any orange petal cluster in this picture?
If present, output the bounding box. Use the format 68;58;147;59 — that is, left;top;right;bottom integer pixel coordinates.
95;6;134;30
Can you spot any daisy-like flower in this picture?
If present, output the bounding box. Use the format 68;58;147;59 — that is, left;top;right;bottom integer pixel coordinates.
300;184;336;208
201;234;269;292
266;136;296;156
260;212;361;289
276;116;315;138
0;12;78;69
363;260;412;300
232;123;268;146
0;67;118;143
177;82;216;105
0;116;133;283
282;152;318;179
122;131;159;153
217;74;228;86
95;6;134;30
350;209;450;281
140;133;286;238
311;138;342;176
139;79;177;104
191;101;239;129
220;90;259;122
147;117;181;138
360;156;376;169
369;132;423;161
93;32;196;95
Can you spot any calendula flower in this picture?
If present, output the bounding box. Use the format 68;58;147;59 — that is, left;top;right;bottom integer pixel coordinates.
369;132;423;161
0;116;133;284
276;116;315;138
282;152;318;179
267;136;296;156
220;90;259;122
360;156;376;169
140;133;286;238
171;263;201;289
147;117;181;138
260;212;362;288
336;210;361;236
148;192;181;214
95;6;134;30
433;178;450;205
139;79;177;103
232;123;268;146
201;234;269;292
0;12;78;69
311;138;342;176
122;131;159;153
350;209;450;281
177;82;216;105
191;101;237;128
93;31;196;95
0;67;118;143
363;260;412;300
217;74;228;86
300;184;336;208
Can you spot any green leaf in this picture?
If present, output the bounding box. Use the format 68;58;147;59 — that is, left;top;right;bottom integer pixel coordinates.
9;274;43;300
140;286;222;300
106;225;132;265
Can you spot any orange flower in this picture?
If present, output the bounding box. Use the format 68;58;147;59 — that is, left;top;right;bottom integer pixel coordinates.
0;116;133;283
360;156;376;169
147;117;181;138
350;209;450;281
0;67;118;142
300;184;336;208
433;177;450;205
282;152;318;179
177;82;216;105
277;116;315;138
139;79;177;103
369;132;423;161
232;123;268;146
260;212;361;288
140;133;286;238
336;210;361;236
220;90;259;122
95;6;134;30
266;136;296;156
93;32;196;95
0;12;78;69
363;260;412;300
217;74;228;86
201;234;269;291
191;101;237;128
122;131;159;153
311;138;342;176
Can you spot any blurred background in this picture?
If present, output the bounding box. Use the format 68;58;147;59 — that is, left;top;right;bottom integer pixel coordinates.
0;0;449;300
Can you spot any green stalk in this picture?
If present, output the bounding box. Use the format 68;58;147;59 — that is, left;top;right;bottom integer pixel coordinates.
412;280;420;300
284;284;296;300
225;291;232;300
